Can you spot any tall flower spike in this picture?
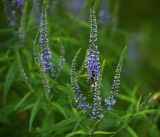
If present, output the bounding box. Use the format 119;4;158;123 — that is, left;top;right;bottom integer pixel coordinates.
105;46;127;110
87;8;100;83
86;7;103;119
71;49;91;113
39;1;54;77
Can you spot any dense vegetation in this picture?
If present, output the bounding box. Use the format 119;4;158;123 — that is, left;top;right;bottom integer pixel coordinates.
0;0;160;137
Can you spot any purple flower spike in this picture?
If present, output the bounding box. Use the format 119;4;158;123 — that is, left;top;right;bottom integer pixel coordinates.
87;8;103;119
71;50;91;113
87;8;100;84
105;46;127;110
39;3;54;77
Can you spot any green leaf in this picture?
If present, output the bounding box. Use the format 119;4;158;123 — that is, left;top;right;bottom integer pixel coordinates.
51;102;67;118
126;126;138;137
136;109;160;115
136;96;142;111
41;118;78;134
118;94;136;104
3;61;18;103
21;103;34;112
121;114;133;122
72;115;85;132
131;85;139;97
14;92;32;110
78;49;88;75
29;94;42;132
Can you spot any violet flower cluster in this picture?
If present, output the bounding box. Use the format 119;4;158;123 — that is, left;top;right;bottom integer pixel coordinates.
39;3;54;77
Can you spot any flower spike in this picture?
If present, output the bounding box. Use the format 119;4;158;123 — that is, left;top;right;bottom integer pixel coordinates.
71;49;91;113
39;0;54;77
105;46;128;110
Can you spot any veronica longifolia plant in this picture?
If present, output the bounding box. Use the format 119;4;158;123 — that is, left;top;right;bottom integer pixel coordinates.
33;0;65;99
71;5;127;119
71;7;103;119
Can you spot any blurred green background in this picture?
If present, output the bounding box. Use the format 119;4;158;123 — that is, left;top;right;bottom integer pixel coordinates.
0;0;160;137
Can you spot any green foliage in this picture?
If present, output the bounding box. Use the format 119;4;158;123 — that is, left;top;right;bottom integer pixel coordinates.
0;0;160;137
3;61;18;104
